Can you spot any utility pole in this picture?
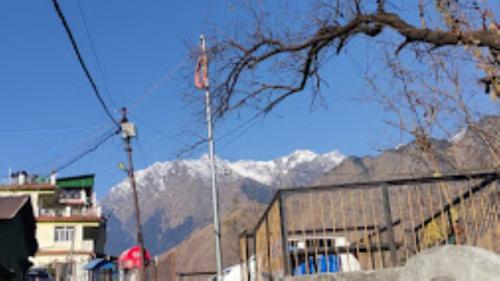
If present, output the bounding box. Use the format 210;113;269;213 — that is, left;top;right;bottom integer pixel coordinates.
196;34;223;281
121;107;147;281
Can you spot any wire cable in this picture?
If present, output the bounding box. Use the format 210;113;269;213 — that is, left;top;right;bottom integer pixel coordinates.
128;58;190;111
51;0;119;127
175;113;264;159
52;129;118;174
0;124;102;134
29;123;114;174
77;0;117;110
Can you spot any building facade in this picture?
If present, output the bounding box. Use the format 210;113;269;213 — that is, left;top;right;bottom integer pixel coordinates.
0;173;106;281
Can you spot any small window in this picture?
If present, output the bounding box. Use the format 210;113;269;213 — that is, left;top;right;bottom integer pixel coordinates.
54;226;75;242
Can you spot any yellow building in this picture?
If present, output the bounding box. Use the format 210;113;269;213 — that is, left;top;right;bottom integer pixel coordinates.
0;173;106;281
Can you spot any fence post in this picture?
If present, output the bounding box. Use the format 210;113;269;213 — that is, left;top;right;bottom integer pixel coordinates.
382;185;398;266
246;235;252;281
265;216;272;281
279;191;291;276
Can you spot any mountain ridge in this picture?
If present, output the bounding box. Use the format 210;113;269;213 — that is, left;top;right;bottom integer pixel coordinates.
102;149;345;255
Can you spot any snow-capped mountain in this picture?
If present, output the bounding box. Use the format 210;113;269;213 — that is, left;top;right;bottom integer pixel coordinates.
229;149;344;186
102;149;344;255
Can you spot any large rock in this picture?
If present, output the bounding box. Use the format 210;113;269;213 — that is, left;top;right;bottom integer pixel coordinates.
399;246;500;281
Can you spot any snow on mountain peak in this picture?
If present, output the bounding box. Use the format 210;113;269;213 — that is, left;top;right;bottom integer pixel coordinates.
323;150;345;162
229;149;344;185
279;149;318;168
287;149;318;160
107;149;345;198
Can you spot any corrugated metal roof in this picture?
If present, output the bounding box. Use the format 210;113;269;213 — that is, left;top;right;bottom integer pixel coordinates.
0;195;30;220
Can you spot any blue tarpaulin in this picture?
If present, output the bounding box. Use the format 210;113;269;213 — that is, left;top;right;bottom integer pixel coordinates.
84;259;104;270
84;259;116;271
293;255;340;275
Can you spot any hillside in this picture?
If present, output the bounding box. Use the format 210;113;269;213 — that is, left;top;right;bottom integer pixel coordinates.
316;116;499;185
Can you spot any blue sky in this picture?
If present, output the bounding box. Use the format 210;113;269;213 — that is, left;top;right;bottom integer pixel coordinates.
0;1;493;197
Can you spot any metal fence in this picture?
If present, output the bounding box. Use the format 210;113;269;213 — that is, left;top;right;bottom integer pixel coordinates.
240;171;499;281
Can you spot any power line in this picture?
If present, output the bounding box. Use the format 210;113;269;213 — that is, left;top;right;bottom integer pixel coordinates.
128;112;187;146
52;129;118;174
218;113;263;142
77;0;117;109
217;115;263;152
28;123;114;174
175;113;264;159
50;0;119;127
128;58;189;111
0;124;101;134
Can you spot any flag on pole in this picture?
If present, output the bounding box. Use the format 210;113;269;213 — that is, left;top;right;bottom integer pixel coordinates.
195;36;209;89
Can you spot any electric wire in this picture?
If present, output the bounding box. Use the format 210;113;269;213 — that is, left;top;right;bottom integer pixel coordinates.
53;129;118;173
217;115;263;152
176;113;264;159
128;58;190;111
0;125;101;134
51;0;119;127
129;112;187;146
47;0;256;171
29;123;115;175
25;1;188;178
77;0;117;110
49;128;116;174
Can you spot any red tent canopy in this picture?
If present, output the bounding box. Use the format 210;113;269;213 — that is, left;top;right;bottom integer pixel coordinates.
118;246;151;269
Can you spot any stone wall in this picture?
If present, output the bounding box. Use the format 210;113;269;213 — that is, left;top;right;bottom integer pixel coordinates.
285;246;500;281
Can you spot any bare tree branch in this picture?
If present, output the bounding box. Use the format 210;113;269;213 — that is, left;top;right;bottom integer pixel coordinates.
210;5;499;117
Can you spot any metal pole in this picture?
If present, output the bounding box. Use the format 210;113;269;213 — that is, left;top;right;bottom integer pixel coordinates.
121;108;147;281
206;88;223;281
381;185;398;266
201;34;223;281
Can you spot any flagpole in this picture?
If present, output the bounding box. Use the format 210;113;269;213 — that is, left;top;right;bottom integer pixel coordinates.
200;34;223;281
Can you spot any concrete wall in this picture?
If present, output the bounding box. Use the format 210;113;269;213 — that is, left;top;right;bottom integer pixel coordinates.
284;246;500;281
37;221;98;251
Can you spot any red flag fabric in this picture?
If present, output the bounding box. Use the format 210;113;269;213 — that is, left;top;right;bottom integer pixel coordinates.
194;53;208;89
118;245;151;269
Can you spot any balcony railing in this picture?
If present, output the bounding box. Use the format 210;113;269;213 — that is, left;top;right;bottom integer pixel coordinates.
38;206;102;218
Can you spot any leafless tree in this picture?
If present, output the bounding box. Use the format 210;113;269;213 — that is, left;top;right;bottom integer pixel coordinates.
194;0;499;168
205;0;498;114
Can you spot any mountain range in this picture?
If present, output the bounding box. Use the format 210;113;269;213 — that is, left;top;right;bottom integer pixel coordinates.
102;149;345;255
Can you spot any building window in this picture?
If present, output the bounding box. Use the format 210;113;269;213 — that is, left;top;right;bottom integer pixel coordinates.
59;189;82;200
54;226;75;242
